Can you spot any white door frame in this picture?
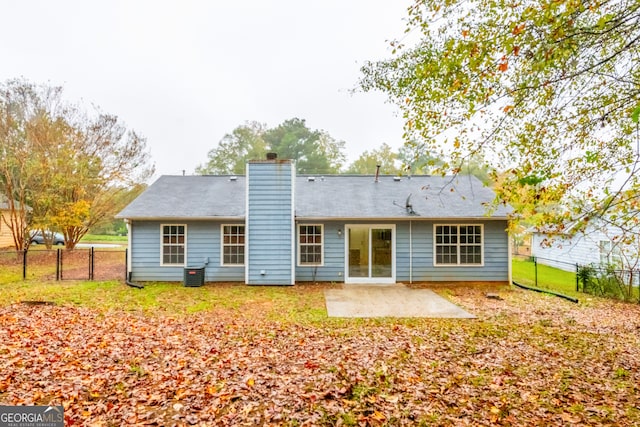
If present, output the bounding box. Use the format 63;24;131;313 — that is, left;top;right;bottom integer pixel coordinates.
344;224;396;284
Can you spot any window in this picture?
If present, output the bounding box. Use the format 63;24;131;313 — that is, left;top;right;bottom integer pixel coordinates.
162;225;185;265
222;225;245;266
299;225;323;265
599;240;612;265
435;225;483;266
599;240;622;267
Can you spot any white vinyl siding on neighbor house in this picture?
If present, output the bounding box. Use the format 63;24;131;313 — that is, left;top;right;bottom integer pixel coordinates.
298;224;323;266
161;224;186;266
221;225;245;266
434;224;483;266
531;223;631;272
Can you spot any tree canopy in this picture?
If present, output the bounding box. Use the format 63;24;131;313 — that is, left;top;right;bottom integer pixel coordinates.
197;118;346;175
360;0;640;234
0;79;154;249
196;121;267;175
346;143;401;175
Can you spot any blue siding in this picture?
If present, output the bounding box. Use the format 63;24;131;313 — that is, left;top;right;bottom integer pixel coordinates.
296;220;509;283
129;220;244;282
294;219;509;283
295;222;346;282
129;218;508;284
395;220;509;282
246;161;294;285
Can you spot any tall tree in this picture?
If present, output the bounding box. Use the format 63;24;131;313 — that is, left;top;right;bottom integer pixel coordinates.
197;118;346;175
0;81;54;250
396;142;442;175
263;118;345;174
360;0;640;234
0;79;154;249
346;143;401;175
195;121;267;175
89;183;147;235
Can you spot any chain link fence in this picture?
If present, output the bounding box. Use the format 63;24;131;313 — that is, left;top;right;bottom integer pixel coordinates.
514;253;640;303
0;247;126;284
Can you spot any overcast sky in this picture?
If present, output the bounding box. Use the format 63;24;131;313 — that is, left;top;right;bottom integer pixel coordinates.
1;0;412;178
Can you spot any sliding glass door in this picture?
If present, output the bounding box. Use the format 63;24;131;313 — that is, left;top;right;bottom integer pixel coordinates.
346;225;395;284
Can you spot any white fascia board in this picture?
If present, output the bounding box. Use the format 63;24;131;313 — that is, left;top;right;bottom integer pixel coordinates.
120;216;245;221
295;216;510;221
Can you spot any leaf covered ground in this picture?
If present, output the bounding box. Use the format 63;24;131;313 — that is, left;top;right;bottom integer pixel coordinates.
1;283;639;426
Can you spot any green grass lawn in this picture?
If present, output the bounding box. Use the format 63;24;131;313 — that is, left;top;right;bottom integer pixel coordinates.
0;256;594;306
512;256;579;295
0;280;331;323
80;234;128;243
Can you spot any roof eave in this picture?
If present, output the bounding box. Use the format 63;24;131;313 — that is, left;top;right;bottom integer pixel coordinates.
116;216;246;221
294;216;511;221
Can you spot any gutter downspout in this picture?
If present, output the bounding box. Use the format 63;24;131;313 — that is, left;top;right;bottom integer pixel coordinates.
124;220;143;289
508;223;513;285
409;220;413;284
126;272;143;289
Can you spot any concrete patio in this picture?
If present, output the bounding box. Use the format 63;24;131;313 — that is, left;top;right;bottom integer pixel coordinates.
324;284;476;318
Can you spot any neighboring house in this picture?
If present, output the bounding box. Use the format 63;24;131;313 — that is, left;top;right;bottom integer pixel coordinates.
0;197;28;248
531;220;640;272
116;156;512;285
0;203;11;248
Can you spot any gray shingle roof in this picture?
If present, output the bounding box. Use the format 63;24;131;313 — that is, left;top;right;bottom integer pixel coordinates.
116;174;511;220
116;175;246;219
296;175;510;218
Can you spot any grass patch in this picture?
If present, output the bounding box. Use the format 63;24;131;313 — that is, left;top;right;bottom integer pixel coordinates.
512;257;578;295
0;280;330;322
81;234;128;243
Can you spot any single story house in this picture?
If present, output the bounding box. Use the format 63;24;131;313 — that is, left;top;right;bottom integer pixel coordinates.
116;156;512;285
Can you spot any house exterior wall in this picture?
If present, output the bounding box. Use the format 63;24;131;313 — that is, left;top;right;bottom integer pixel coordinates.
129;218;510;283
295;221;345;282
396;219;509;282
246;160;295;285
0;210;12;248
128;220;245;282
0;209;20;248
295;219;510;283
531;226;624;272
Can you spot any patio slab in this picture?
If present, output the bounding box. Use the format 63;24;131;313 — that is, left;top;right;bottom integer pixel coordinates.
324;284;475;318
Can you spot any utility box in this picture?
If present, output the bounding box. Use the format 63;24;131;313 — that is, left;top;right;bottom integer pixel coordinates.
184;266;205;287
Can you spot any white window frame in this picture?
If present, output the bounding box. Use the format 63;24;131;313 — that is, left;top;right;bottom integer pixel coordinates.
221;224;245;266
599;240;612;265
160;224;186;266
433;224;484;267
298;224;324;266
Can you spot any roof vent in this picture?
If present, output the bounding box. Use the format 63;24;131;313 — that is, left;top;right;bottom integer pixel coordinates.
308;177;316;182
229;176;238;181
266;152;277;160
393;176;402;182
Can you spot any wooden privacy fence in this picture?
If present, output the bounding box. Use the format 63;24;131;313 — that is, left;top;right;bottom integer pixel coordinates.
0;248;127;282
